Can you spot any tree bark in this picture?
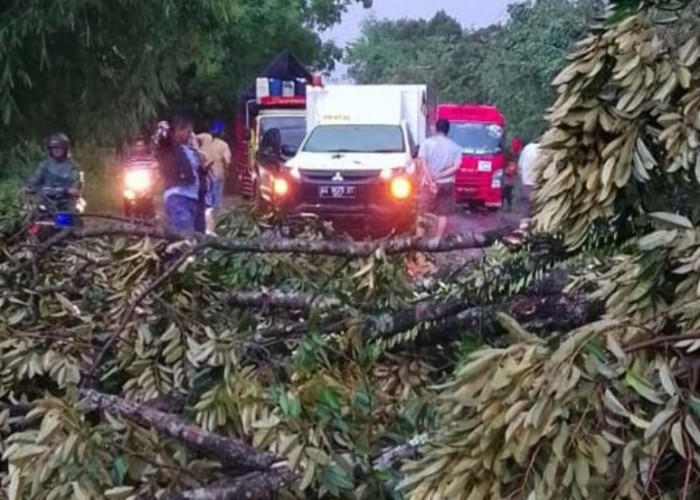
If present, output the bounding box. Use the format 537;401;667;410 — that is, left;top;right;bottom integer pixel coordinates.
79;389;295;480
372;434;429;470
413;292;603;348
65;225;501;256
166;471;292;500
220;290;340;312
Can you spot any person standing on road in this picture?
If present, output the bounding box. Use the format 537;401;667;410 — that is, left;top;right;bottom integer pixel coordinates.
503;155;518;212
154;117;200;233
518;141;540;214
417;119;463;239
197;122;231;235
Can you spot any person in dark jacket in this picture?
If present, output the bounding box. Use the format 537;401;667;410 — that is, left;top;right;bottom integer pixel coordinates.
154;117;200;233
27;133;81;212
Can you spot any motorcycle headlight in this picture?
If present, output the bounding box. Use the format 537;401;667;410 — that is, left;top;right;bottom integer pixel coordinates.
125;170;152;192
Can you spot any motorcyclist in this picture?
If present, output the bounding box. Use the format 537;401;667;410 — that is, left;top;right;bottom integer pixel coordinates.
26;133;81;212
122;137;158;219
125;138;157;171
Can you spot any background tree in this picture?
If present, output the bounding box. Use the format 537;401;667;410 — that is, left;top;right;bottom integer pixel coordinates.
0;0;369;164
346;0;604;141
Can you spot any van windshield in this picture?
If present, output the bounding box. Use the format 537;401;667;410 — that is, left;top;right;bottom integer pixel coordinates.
303;125;405;153
447;122;504;155
259;116;306;151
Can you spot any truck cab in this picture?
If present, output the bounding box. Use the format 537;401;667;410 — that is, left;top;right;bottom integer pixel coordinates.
234;51;313;199
436;104;507;210
270;85;427;236
254;109;306;203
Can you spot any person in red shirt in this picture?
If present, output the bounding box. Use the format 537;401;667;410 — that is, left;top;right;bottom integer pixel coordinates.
503;143;520;211
503;158;517;211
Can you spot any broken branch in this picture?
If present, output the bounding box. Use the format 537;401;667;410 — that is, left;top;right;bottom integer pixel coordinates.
166;471;293;500
79;389;295;480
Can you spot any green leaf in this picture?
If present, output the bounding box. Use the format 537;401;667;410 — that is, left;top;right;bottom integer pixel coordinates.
644;408;676;441
684;415;700;448
112;456;127;486
649;212;693;230
638;230;678;251
625;372;664;404
671;421;686;458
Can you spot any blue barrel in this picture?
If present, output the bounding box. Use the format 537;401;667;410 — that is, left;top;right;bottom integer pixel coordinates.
268;78;283;96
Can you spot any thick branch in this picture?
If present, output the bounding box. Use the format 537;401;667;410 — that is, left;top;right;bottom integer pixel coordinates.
414;292;603;348
65;225;498;256
220;290;341;312
372;434;429;470
365;300;469;338
79;389;294;478
166;472;292;500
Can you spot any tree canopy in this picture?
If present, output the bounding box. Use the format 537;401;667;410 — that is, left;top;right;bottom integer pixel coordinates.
0;0;369;153
346;0;604;141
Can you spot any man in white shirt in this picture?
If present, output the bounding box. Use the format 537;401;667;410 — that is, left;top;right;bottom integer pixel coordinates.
518;142;540;210
417;119;463;238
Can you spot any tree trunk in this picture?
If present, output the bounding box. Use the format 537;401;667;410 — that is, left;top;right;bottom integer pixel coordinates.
66;226;501;256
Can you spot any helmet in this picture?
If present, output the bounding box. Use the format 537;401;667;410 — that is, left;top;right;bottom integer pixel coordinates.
47;132;70;150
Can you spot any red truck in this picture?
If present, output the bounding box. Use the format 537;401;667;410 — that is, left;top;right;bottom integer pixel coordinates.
435;104;510;210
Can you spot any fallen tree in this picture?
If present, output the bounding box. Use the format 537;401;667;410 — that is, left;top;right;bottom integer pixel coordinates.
0;208;580;498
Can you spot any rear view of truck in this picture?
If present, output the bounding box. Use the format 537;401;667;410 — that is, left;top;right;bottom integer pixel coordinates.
436;104;508;210
270;85;427;236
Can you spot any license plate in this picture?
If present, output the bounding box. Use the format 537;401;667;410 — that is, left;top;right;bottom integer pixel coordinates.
319;186;357;199
477;161;492;172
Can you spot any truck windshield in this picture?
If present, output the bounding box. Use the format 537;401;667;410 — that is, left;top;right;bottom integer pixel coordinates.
447;122;504;155
260;116;306;151
303;125;405;153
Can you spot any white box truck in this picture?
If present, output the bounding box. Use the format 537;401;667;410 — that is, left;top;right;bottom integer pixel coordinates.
268;84;428;236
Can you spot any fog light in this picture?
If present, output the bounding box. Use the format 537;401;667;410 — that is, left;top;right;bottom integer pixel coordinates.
390;177;412;200
273;177;290;196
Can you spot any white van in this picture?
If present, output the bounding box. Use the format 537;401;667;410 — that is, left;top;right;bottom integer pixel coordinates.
269;85;427;236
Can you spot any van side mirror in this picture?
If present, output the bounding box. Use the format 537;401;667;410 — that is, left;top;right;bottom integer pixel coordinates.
411;145;420;159
244;129;252;141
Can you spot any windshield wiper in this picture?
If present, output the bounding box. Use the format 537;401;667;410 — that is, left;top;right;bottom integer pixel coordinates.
367;149;403;153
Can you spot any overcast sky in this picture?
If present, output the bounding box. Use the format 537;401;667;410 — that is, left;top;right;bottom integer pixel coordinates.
325;0;512;47
324;0;512;80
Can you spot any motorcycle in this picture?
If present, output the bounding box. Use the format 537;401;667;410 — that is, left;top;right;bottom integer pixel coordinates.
27;187;83;242
123;168;156;220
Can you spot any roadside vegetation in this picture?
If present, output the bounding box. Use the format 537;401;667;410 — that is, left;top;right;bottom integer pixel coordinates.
346;0;605;141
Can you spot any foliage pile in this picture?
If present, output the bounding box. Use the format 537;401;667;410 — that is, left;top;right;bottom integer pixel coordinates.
0;206;586;499
395;1;700;499
5;0;700;498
